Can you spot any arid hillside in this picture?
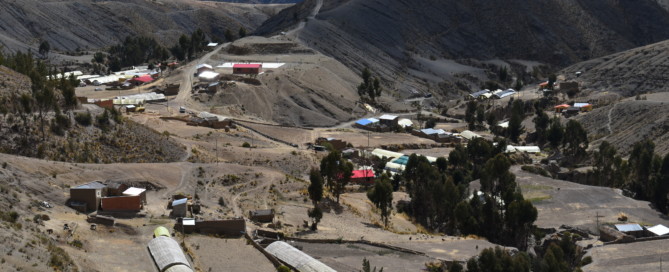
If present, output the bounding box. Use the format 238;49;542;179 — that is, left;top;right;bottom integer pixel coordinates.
256;0;669;95
561;39;669;97
0;0;288;53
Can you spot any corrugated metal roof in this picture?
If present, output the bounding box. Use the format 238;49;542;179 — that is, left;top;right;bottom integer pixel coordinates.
574;103;591;108
469;89;490;98
367;118;380;123
164;265;193;272
148;236;191;272
615;223;643;232
648;224;669;236
378;114;398;120
265;241;336;272
459;130;481;140
198;71;220;79
371;149;404;159
356;119;372;126
73;181;106;189
122;187;146;196
172;198;187;206
398;118;413;128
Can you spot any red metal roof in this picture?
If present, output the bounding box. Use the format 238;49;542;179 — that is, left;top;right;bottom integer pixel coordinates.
351;170;374;179
233;64;262;69
130;75;154;83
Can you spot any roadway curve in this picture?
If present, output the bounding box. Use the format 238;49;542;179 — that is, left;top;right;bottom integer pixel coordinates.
286;0;323;39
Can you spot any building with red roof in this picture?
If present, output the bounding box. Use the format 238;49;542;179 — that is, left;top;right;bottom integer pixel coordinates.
351;169;375;184
233;64;262;75
128;75;154;85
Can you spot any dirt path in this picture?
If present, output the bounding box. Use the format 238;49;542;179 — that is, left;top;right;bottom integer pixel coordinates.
287;0;323;38
162;163;194;198
607;103;617;134
174;43;229;106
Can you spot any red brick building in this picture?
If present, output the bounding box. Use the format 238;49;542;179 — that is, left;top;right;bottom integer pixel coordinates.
233;64;262;75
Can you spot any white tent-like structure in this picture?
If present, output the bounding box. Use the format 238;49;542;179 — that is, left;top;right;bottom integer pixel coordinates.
371;149;404;159
148;236;192;272
265;241;336;272
506;145;541;153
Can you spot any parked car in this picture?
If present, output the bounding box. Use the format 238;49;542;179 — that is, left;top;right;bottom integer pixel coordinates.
179;106;186;113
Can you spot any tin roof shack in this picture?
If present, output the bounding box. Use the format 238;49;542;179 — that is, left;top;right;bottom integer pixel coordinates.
69;181;107;213
123;187;147;204
148;235;193;272
467;89;490;100
196;64;213;75
647;224;669;236
378;114;399;127
574;102;593;112
265;241;336;272
615;223;645;238
171;198;188;218
351;169;375;184
250;209;275;223
233;64;262;75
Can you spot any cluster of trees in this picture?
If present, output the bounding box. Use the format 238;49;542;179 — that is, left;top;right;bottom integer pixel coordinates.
0;51;79;142
357;68;382;101
588;140;669;213
306;151;354;229
465;101;485;130
102;28;213;72
396;138;537;249
107;36;170;71
451;233;588;272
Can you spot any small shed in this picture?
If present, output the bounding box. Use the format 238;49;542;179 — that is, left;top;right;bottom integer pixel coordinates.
233;64;262;75
172;198;188;218
265;241;336;272
198;71;220;82
250;209;275;223
123;187;147;204
554;104;570;113
70;181;107;212
615;223;644;237
378;114;399;127
574;103;593;112
196;64;213;75
647;224;669;236
459;130;481;141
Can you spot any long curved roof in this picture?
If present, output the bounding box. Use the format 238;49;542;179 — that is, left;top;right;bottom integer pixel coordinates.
148;236;192;272
265;241;336;272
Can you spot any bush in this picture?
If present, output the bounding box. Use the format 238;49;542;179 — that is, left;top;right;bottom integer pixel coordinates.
74;111;92;126
218;197;225;206
277;265;291;272
242;142;251;148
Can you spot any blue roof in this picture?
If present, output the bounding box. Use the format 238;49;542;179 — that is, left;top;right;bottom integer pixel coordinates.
356;119;372;126
392;155;410;165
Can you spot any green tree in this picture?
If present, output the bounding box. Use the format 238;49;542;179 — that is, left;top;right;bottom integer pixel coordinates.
320;151;353;203
308;168;323;206
547;118;564;150
308;206;323;230
508;110;524;142
628;140;657;199
367;174;393;227
465;101;478;130
506;199;537;249
93;52;105;63
239;27;247;38
39;40;50;59
436;157;448;173
562;120;588;159
480;154;517;209
224;28;234;42
653;153;669;213
533;109;550;146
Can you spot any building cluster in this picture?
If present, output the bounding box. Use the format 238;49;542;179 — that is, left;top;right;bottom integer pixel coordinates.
553;102;593;117
69;181;147;213
600;223;669;243
354;114;413;132
467;88;518;100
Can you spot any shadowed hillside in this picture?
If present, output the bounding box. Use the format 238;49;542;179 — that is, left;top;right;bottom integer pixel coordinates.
256;0;669;95
0;0;287;53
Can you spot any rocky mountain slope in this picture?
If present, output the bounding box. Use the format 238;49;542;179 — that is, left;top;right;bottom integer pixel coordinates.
575;96;669;157
560;39;669;97
0;0;287;53
256;0;669;95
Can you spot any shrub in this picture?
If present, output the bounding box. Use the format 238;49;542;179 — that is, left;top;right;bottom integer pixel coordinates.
74;111;92;126
218;197;225;206
242;142;251;148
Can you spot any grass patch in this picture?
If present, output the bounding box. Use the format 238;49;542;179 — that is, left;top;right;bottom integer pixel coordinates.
527;195;552;203
521;184;553;191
